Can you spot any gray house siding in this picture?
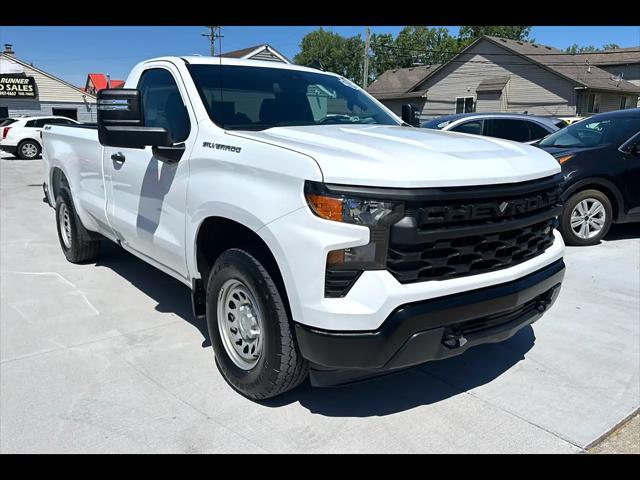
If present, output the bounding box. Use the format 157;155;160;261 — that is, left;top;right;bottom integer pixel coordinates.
413;40;579;118
599;64;640;106
249;50;286;63
476;91;506;112
380;98;426;116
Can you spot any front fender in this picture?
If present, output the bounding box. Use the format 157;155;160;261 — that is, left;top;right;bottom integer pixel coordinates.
562;175;625;221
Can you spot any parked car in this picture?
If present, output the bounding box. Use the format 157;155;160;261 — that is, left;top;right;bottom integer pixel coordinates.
422;113;561;143
42;56;565;399
534;108;640;246
557;116;586;126
0;116;79;159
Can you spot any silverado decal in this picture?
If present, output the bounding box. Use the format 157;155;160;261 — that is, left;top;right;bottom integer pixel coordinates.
203;141;242;153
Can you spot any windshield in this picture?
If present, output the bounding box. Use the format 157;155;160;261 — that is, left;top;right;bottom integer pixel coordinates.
188;64;400;131
539;115;640;148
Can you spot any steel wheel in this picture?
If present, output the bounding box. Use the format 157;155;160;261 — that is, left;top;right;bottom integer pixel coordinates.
58;203;72;249
20;142;38;159
570;198;606;240
216;279;264;370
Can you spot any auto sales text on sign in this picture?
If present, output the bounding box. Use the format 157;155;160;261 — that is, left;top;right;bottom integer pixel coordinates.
0;76;37;98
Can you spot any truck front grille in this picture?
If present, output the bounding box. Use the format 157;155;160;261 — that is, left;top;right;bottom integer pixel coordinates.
387;174;563;285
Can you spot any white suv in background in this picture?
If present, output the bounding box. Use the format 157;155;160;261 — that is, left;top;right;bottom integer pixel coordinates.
0;116;79;159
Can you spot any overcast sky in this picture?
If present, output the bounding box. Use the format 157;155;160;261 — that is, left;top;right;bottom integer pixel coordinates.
1;26;638;86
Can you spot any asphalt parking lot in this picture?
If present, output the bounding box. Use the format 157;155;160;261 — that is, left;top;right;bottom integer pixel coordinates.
1;153;638;454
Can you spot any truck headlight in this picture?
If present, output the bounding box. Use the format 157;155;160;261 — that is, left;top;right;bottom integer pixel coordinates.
304;181;404;270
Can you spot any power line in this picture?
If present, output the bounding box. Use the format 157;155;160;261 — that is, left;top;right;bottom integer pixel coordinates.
201;26;223;57
373;42;640;56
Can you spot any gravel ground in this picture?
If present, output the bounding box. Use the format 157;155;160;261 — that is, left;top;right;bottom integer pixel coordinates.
590;412;640;454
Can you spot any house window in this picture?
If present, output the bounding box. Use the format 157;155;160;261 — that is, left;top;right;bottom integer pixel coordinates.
455;96;475;114
52;108;78;120
587;93;600;113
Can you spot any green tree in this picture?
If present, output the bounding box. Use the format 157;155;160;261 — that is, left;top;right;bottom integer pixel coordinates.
457;26;533;49
369;32;397;79
394;26;459;66
369;27;458;82
564;43;620;53
293;28;364;82
564;44;598;53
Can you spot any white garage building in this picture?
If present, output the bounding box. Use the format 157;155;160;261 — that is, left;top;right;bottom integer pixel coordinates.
0;44;96;122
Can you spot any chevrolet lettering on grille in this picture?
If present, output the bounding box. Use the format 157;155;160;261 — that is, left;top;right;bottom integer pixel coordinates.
420;190;561;225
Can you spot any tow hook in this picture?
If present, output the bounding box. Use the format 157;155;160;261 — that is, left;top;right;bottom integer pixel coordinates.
442;332;468;349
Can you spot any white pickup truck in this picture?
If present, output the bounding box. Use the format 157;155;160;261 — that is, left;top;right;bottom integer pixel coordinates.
42;56;565;399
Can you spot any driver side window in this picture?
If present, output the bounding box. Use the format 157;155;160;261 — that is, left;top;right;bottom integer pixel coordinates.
138;68;190;143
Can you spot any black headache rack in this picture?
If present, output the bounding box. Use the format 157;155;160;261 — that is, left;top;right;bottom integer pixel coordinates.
386;173;564;284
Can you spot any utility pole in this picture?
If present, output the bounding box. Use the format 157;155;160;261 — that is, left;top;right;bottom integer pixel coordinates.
362;26;371;89
201;26;223;57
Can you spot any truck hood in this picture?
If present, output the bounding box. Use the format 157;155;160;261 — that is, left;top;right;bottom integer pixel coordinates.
231;124;561;188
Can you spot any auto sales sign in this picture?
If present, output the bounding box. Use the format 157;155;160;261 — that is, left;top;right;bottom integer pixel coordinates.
0;75;37;98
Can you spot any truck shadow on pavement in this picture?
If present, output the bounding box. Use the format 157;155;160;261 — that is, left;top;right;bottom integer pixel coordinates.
94;240;536;417
94;240;211;347
262;326;536;417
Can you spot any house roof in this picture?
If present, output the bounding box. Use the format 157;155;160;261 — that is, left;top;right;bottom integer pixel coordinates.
0;53;96;99
372;36;640;102
482;36;640;94
220;44;291;63
87;73;124;90
574;46;640;67
366;64;440;98
476;75;510;93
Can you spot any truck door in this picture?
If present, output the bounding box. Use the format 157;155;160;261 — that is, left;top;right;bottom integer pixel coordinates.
104;65;195;280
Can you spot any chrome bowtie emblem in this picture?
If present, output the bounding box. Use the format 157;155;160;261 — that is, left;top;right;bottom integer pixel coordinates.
498;201;510;213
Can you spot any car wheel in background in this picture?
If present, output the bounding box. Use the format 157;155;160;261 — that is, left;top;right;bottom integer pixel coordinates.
55;187;101;263
559;189;612;246
206;248;308;400
17;140;41;159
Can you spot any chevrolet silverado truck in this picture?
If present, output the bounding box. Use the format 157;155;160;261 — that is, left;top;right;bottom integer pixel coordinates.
41;56;565;399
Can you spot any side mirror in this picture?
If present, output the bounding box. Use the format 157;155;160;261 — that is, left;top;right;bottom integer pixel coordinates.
401;103;420;127
97;89;172;149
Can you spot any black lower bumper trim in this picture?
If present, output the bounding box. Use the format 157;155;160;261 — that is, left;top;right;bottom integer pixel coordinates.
295;259;565;386
0;145;17;155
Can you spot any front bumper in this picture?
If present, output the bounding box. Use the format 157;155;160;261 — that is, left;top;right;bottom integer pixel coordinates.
295;258;565;386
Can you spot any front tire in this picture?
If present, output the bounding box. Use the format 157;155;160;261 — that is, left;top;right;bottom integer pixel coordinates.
55;188;100;263
17;140;41;159
559;189;612;246
206;248;308;400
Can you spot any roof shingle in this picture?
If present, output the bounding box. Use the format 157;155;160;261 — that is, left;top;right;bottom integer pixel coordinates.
484;36;640;94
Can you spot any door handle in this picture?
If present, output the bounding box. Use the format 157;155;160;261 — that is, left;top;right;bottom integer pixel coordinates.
111;152;126;164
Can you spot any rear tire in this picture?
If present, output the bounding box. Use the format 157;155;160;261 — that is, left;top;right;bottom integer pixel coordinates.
206;248;308;400
559;189;612;246
17;140;41;160
55;187;100;263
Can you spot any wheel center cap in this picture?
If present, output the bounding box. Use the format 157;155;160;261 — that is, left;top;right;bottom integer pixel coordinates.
238;306;257;339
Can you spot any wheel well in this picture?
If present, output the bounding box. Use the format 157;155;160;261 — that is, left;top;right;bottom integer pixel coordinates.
568;183;619;220
195;217;292;315
51;167;69;201
18;138;41;147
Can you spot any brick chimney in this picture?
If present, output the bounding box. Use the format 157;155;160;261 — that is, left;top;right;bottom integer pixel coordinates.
3;44;15;56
